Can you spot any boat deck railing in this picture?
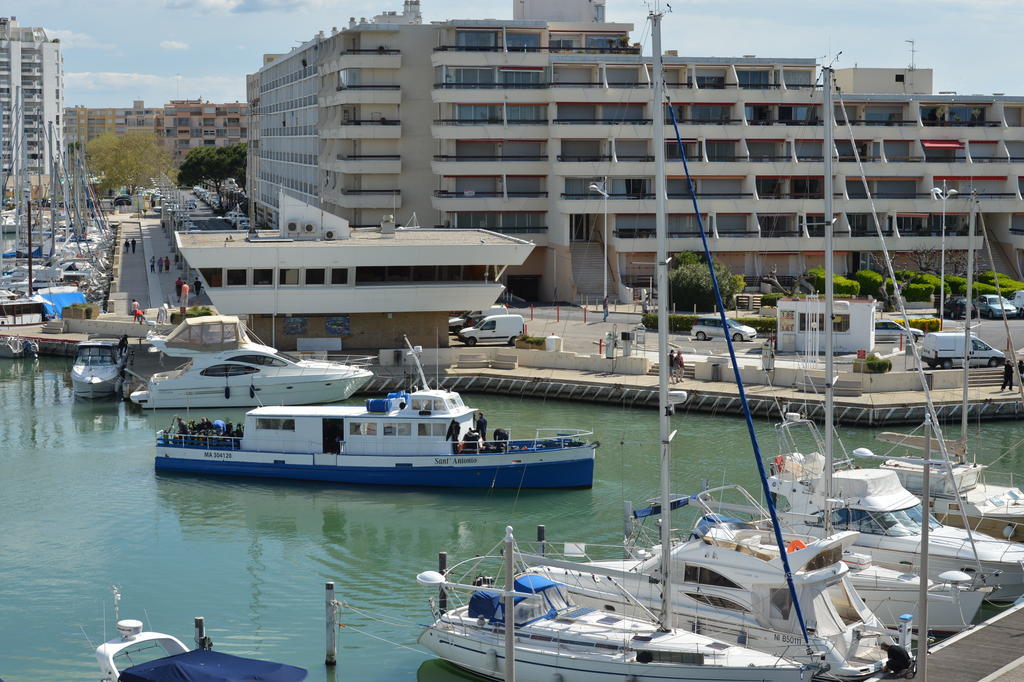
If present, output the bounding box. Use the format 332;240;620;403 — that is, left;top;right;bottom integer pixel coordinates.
157;431;243;450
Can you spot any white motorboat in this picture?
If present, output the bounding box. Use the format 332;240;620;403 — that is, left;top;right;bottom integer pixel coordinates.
528;487;890;680
768;415;1024;603
417;538;809;682
96;617;307;681
0;335;37;358
71;340;125;398
130;315;372;408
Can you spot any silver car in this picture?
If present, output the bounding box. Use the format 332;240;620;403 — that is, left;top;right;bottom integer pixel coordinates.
874;319;924;343
691;316;757;342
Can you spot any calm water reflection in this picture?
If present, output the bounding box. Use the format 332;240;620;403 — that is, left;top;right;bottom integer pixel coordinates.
0;357;1020;680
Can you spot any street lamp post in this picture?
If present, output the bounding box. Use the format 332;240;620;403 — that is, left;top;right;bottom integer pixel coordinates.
588;179;609;306
931;181;958;324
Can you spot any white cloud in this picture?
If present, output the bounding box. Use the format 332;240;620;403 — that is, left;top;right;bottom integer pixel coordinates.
164;0;347;12
46;29;116;51
160;40;190;50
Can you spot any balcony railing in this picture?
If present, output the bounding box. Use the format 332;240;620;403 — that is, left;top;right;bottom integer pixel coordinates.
336;154;402;160
556;154;656;162
758;192;825;199
341;119;401;125
838;119;918;126
970;156;1009;163
561;192;752;200
674;118;744;125
434;190;548;198
434;154;547;161
340;189;401;195
922;120;1001;127
341;48;400;55
747;118;821;126
850;228;894;237
748;155;793;162
434;82;549;89
436;225;548;234
433;118;547;125
552;117;652;125
433;45;641;54
336;84;401;90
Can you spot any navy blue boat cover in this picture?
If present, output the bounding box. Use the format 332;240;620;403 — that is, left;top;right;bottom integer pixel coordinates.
119;649;308;682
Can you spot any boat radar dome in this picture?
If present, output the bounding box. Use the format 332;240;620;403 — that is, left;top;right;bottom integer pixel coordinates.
116;619;144;640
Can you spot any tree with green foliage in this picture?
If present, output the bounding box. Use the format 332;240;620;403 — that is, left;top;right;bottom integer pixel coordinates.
667;251;745;312
177;144;247;209
86;131;173;196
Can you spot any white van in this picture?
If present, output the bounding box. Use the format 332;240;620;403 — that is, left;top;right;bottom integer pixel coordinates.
448;305;507;333
922;332;1005;369
457;314;525;346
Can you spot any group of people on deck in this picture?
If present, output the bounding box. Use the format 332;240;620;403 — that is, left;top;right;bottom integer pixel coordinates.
174;416;243;439
446;411;509;453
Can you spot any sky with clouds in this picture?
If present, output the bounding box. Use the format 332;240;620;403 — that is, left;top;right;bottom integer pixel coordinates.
8;0;1024;109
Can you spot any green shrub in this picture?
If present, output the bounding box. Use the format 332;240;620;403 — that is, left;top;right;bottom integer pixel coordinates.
807;268;861;297
946;276;967;295
855;270;884;298
894;269;917;282
759;293;782;307
972;282;998;297
735;317;777;333
907;318;941;333
641;314;697;332
516;335;546;349
185;306;214;318
865;353;892;373
904;282;934;302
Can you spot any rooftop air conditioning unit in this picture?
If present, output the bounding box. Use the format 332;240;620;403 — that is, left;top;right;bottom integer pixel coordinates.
287;221;298;233
324;230;336;240
304;223;315;233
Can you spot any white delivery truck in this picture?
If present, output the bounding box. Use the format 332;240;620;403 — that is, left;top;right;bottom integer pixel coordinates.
922;332;1004;369
457;314;525;346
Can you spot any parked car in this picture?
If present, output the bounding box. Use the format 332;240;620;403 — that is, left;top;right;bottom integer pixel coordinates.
235;217;250;230
942;296;979;320
457;314;524;346
224;210;244;226
976;294;1017;319
112;195;132;206
1012;291;1024;317
691;316;757;342
923;332;1005;369
875;319;924;343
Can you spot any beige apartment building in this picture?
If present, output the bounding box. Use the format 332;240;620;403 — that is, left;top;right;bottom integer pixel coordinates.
162;99;250;163
251;0;1024;302
64;100;163;147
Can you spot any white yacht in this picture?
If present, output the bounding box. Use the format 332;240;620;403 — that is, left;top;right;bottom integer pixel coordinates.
71;340;125;398
768;415;1024;603
529;488;890;680
131;315;372;409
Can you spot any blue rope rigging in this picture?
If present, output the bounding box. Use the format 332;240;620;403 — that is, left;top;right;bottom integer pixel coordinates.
665;103;812;650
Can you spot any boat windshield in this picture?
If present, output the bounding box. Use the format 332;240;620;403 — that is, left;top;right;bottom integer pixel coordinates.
274;351;300;364
830;504;940;536
76;348;116;366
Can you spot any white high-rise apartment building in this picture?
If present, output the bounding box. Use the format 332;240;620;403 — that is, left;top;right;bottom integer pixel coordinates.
252;0;1024;302
0;16;63;186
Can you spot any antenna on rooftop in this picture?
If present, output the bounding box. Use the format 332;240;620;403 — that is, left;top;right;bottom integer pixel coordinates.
905;39;916;71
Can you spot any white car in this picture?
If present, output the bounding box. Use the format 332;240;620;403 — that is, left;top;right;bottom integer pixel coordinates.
874;319;924;343
691;316;757;342
224;211;244;225
235;217;250;230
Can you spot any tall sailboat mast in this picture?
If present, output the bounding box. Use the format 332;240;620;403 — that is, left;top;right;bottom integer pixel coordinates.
823;66;835;531
651;8;674;633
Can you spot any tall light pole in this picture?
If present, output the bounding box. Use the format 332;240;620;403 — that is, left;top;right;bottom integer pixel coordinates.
931;181;958;324
589;178;609;304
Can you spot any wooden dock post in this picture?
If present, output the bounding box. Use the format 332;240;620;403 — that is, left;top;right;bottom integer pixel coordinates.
438;552;447;613
325;581;337;667
193;616;211;650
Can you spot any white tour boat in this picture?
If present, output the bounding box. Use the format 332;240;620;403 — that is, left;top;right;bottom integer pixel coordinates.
155;386;597;489
71;339;125;398
0;335;37;358
130;315;372;408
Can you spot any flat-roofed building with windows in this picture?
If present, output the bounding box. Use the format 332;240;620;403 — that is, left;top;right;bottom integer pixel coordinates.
64;100;164;147
163;98;250;163
250;0;1024;304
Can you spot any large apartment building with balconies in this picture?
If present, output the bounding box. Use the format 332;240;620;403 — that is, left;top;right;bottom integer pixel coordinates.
162;98;250;163
64;100;164;147
252;0;1024;302
0;16;63;189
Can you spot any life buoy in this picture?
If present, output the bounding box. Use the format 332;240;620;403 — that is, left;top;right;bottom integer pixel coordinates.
773;455;786;474
786;539;807;553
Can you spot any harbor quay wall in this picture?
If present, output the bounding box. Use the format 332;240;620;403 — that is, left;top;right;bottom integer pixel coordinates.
692;363;963;392
247;312;450;351
376;346;651;376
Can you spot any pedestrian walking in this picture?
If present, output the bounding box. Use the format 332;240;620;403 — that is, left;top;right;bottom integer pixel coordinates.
123;239;130;253
667;350;677;383
130;238;137;254
134;307;146;324
164;257;170;272
602;295;609;322
674;350;685;382
156;256;163;271
180;282;190;309
174;277;183;298
117;333;129;359
641;290;649;315
156;304;168;324
193;278;202;297
130;298;140;315
1001;359;1015;391
149;256;156;272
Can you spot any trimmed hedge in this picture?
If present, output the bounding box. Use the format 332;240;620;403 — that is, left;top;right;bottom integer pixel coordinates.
946;275;967;295
855;270;884;298
759;293;783;307
516;335;546;349
904;282;934;302
907;318;941;333
865;353;892;373
641;314;777;334
807;268;861;296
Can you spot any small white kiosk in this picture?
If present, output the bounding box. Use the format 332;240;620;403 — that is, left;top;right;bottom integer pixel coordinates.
776;298;877;354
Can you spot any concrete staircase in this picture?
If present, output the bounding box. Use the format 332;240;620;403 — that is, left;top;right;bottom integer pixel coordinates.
649;362;696;380
968;368;1004;388
571;241;614;303
975;238;1020;279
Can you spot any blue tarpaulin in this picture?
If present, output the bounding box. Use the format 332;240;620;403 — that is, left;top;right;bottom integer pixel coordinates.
119;649;308;682
36;291;86;319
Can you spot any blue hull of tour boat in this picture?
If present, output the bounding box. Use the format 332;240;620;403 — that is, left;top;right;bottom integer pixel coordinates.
154;455;594;489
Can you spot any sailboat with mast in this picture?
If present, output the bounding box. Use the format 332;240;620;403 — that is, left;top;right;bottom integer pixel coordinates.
413;10;810;681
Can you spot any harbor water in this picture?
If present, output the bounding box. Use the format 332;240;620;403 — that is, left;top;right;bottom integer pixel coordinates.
2;357;1023;681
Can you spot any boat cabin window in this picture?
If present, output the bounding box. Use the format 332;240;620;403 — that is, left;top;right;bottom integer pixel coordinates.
411;398;444;411
769;587;793;620
382;422;411;436
802;546;843;572
256;418;295;430
77;347;116;366
228;354;288;367
683;565;741;589
685;592;749;612
350;421;378;436
418;423;448;437
829;505;938;536
200;364;260;377
513;595;551;624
